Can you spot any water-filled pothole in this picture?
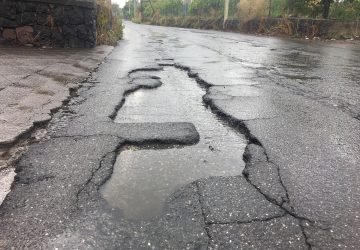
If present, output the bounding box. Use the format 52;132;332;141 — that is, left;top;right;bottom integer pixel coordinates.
100;67;247;220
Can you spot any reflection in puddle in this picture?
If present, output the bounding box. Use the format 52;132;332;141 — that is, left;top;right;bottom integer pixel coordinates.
101;67;246;220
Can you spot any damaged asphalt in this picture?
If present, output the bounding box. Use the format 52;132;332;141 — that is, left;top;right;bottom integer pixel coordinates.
0;21;359;249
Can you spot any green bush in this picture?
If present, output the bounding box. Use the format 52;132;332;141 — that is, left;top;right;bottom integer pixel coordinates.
125;0;360;25
96;0;123;45
330;1;360;20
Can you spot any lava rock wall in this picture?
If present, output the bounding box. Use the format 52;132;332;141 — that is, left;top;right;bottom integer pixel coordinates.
0;0;96;48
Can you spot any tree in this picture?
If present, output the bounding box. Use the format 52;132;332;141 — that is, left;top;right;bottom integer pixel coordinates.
322;0;333;18
123;1;135;19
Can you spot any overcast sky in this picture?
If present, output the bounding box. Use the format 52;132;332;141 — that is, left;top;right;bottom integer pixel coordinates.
112;0;127;8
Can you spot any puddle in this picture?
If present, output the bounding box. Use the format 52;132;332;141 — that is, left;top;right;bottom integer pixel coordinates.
100;67;247;220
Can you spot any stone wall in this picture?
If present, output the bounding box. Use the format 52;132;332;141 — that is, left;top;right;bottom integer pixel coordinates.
0;0;97;47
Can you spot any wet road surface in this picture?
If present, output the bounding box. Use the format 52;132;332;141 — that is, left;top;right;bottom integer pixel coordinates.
0;21;359;249
101;68;246;220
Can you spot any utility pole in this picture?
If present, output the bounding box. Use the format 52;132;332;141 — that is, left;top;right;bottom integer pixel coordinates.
223;0;229;29
139;0;143;21
129;0;131;17
268;0;272;17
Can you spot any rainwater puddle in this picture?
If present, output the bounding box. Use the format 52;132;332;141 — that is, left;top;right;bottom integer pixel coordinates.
100;67;247;220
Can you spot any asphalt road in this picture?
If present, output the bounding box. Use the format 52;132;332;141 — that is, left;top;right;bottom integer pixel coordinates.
0;21;359;249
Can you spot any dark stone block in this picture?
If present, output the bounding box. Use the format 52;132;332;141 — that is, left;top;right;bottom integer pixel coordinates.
76;24;88;39
87;29;96;42
36;4;49;14
68;37;84;48
33;25;52;44
0;2;16;20
52;30;64;46
37;12;48;25
2;28;16;41
62;24;77;39
83;8;95;25
52;6;65;25
64;6;84;25
0;17;17;28
16;12;37;25
76;24;95;43
17;2;37;13
84;39;95;48
1;0;97;48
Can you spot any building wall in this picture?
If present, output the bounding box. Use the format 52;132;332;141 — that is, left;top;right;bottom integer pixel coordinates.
0;0;97;48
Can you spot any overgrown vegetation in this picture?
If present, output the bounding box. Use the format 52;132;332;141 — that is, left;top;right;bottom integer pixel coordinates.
122;0;359;39
96;0;123;45
123;0;360;21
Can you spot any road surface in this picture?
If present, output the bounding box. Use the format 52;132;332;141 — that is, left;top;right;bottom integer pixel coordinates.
0;21;359;249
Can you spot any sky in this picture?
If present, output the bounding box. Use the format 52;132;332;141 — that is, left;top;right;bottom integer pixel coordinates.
112;0;127;8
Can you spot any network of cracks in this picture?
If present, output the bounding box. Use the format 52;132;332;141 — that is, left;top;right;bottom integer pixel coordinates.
97;61;338;249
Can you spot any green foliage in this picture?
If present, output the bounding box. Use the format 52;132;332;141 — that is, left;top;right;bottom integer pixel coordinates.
96;0;123;45
121;0;360;22
330;0;360;20
155;0;183;16
189;0;224;17
188;0;238;18
285;0;322;17
270;0;287;16
122;1;134;19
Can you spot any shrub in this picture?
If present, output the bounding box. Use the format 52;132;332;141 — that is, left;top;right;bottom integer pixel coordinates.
96;0;123;45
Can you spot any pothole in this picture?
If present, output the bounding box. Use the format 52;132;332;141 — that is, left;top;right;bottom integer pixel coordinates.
100;67;247;220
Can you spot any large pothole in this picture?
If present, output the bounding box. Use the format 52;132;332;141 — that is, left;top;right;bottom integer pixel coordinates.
100;67;247;220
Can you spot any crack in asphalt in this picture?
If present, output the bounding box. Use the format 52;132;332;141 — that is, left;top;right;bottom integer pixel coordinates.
75;141;119;209
108;85;146;120
195;181;211;248
0;66;102;151
300;222;314;250
0;74;13;85
105;63;313;246
272;75;360;124
128;66;163;74
73;64;337;248
206;213;287;225
171;62;338;249
76;138;200;210
272;160;293;208
108;76;163;120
